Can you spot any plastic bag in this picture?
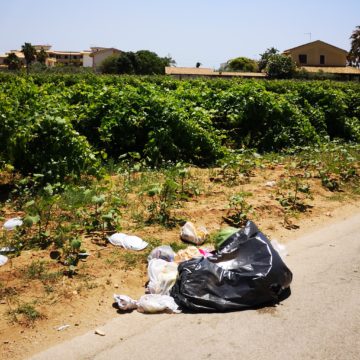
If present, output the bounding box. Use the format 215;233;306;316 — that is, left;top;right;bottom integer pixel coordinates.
113;294;138;311
171;221;293;312
180;222;208;245
147;259;178;295
174;246;201;263
0;255;8;266
213;227;238;249
137;294;180;314
3;218;23;231
108;233;148;251
147;245;175;262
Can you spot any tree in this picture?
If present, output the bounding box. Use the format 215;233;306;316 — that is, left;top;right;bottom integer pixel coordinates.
37;47;48;65
99;50;174;75
21;42;36;73
258;47;279;71
225;57;258;72
135;50;167;75
99;55;120;74
349;25;360;67
265;54;296;79
4;53;22;70
117;52;137;74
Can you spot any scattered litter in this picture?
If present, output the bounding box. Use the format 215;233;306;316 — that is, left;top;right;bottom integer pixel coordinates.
113;294;180;314
108;233;148;251
213;227;238;249
56;324;70;331
147;245;175;262
198;247;213;258
0;247;16;254
180;222;208;245
137;294;180;314
265;180;277;187
0;255;9;267
171;221;293;312
3;218;23;231
147;259;178;295
271;239;288;259
113;294;138;311
95;329;106;336
78;252;90;259
174;246;202;263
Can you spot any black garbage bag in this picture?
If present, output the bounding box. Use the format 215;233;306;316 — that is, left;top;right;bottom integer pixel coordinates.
171;221;293;312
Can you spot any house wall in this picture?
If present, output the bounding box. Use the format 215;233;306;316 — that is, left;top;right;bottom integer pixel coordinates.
92;49;121;68
287;43;347;67
82;53;93;67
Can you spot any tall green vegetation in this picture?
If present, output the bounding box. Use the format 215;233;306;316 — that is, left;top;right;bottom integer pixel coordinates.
224;57;258;72
349;25;360;67
4;53;22;70
0;74;359;182
258;47;279;71
265;54;297;79
21;42;37;74
100;50;174;74
36;47;48;65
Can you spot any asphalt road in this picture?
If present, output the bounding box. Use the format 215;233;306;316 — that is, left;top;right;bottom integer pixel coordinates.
31;212;360;360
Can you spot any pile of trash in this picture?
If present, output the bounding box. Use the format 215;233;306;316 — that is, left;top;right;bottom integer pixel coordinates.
113;221;293;313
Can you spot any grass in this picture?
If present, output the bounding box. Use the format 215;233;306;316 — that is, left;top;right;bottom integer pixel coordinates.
24;260;62;283
7;302;44;326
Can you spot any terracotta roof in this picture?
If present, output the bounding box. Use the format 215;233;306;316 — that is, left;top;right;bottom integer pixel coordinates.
283;40;348;54
302;66;360;75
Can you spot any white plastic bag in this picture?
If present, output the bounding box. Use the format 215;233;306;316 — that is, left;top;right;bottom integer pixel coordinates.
180;222;208;245
137;294;180;314
3;218;23;231
0;255;8;266
113;294;138;311
147;259;178;295
108;233;148;251
147;245;175;262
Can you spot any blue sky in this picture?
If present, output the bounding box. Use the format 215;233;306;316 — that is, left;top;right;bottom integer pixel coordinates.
1;0;359;68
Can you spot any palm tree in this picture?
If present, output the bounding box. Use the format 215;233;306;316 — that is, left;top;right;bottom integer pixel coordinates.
37;47;48;65
21;42;36;73
349;26;360;67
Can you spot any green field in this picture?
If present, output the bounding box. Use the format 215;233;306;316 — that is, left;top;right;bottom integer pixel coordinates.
1;73;360;181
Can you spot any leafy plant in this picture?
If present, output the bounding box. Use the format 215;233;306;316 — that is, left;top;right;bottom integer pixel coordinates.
22;183;61;248
276;176;312;212
145;178;179;227
223;191;254;227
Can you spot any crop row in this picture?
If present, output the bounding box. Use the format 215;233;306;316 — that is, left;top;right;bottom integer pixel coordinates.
0;74;360;181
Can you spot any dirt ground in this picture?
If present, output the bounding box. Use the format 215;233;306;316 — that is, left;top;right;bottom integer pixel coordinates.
1;166;359;359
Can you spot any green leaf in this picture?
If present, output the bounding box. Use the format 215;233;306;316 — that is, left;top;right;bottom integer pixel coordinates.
23;215;40;227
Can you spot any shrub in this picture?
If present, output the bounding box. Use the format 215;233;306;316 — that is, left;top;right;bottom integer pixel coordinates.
225;57;258;72
266;54;296;79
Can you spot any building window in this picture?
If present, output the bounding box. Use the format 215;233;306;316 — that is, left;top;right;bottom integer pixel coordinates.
320;55;325;65
299;54;307;64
